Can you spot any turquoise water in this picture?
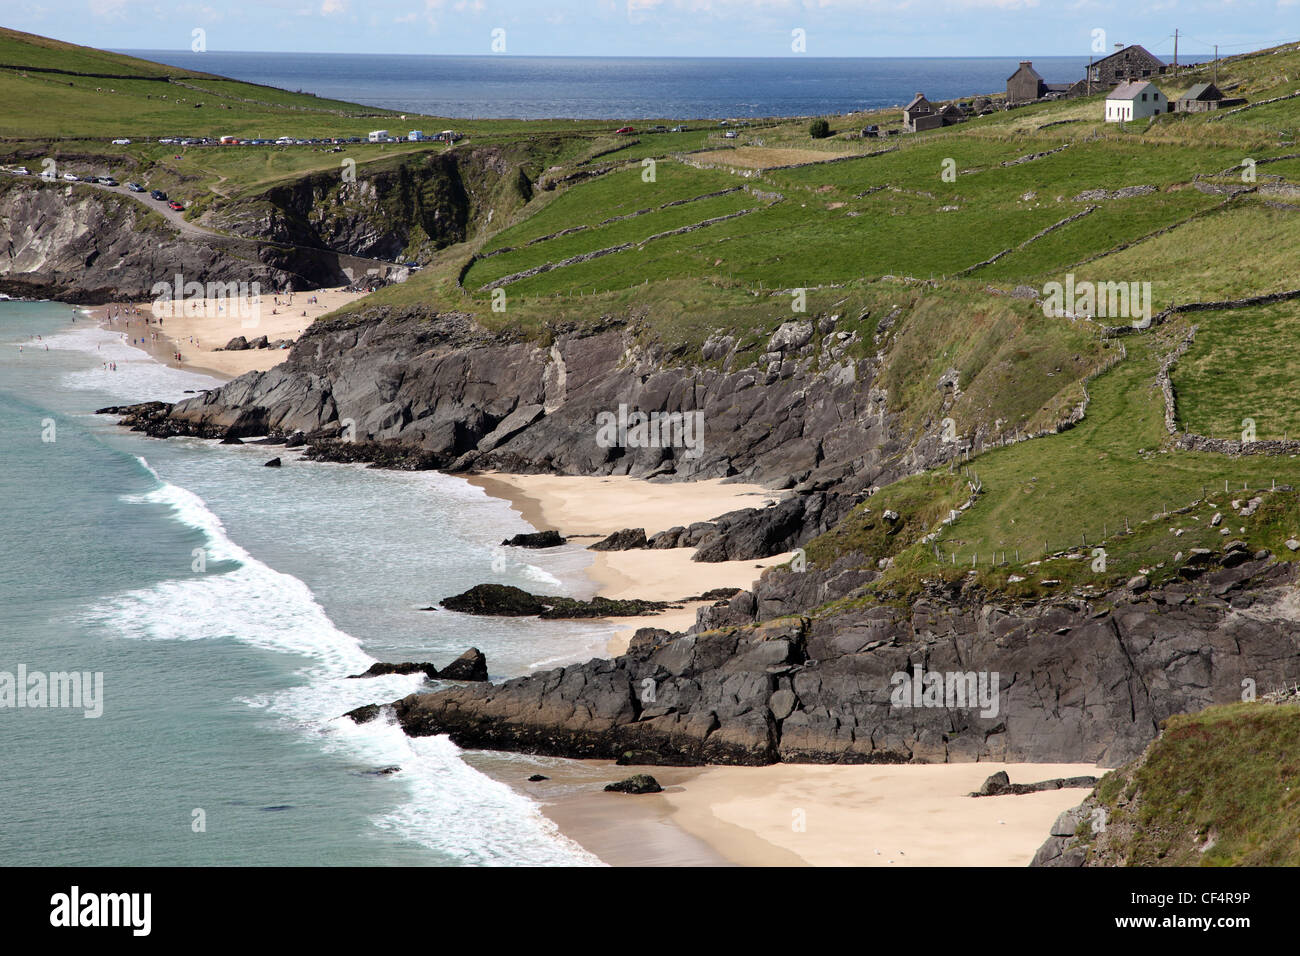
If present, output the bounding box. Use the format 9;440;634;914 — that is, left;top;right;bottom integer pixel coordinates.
0;301;611;865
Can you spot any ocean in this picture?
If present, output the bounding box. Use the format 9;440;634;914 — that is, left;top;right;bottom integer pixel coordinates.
0;300;615;866
118;51;1094;119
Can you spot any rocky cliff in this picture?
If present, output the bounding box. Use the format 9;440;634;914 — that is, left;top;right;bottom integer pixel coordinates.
365;554;1300;768
103;297;1300;771
112;305;932;557
203;146;535;262
0;178;336;301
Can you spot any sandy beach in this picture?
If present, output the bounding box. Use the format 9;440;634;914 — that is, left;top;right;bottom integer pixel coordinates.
465;471;1103;867
102;328;1101;868
91;286;367;379
468;473;792;654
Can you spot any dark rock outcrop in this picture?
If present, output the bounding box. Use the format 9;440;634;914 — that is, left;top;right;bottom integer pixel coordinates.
347;648;488;682
438;584;672;619
971;772;1099;797
375;559;1300;768
590;528;648;551
264;457;282;467
604;774;663;794
438;647;489;682
349;661;441;680
501;530;565;548
105;307;904;561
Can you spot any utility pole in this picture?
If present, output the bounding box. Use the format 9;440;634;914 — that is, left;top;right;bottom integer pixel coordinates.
1215;45;1219;85
1174;29;1179;71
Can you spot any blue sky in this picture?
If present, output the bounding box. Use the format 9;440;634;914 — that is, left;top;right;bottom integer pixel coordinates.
9;0;1300;57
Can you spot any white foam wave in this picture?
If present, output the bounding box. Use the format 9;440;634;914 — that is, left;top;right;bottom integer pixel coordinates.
37;324;222;403
87;458;599;865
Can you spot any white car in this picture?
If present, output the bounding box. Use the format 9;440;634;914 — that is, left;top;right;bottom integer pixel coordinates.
724;130;738;138
62;172;78;181
111;138;131;145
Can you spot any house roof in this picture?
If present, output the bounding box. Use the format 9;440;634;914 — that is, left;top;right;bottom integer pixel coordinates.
904;93;930;111
1108;80;1160;100
1008;61;1043;83
1179;82;1222;102
1093;43;1164;68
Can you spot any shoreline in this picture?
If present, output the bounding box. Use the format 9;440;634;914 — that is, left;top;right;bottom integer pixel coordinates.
462;471;1102;867
87;285;368;381
93;305;1101;869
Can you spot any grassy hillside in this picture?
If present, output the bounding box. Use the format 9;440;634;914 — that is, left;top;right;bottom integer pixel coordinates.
8;28;1300;616
1077;700;1300;865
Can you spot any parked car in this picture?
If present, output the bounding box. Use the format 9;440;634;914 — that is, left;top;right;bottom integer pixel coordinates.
649;125;668;133
12;166;30;175
724;130;738;138
167;200;185;211
126;182;145;192
670;125;688;132
615;126;635;134
150;189;167;201
62;172;78;182
111;138;131;145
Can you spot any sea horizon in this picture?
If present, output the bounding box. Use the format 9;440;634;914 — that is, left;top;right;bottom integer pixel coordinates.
114;50;1097;119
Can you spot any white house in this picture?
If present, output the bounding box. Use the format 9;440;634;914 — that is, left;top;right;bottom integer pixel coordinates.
1105;81;1169;123
367;129;390;143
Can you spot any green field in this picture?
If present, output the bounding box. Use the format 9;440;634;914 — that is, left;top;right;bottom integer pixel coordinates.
8;27;1300;607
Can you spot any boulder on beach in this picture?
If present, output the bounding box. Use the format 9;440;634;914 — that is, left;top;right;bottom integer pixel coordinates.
264;457;282;467
219;435;243;445
223;335;249;351
501;530;565;548
971;771;1099;797
527;774;549;782
590;528;648;551
604;774;663;794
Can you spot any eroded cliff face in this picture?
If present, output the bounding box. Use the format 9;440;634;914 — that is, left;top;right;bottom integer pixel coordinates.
116;306;925;557
0;180;312;301
203;146;533;261
139;309;901;486
383;557;1300;768
104;304;1300;768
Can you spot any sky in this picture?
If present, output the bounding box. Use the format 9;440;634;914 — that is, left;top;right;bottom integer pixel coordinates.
7;0;1300;58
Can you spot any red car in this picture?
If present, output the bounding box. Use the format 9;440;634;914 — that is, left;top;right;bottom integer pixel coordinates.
615;126;635;134
167;200;184;211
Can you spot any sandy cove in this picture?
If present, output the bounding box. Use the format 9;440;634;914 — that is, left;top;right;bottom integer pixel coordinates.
467;473;794;655
465;471;1101;866
98;328;1100;868
90;286;368;379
